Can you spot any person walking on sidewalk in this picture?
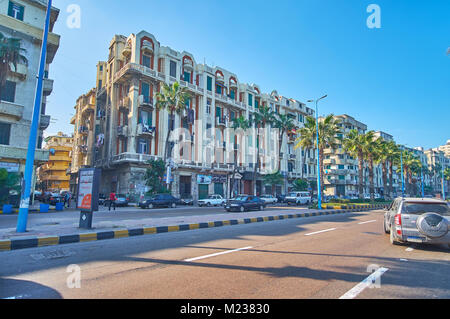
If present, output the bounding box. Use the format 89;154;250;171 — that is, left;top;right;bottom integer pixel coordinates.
109;192;117;211
64;192;71;208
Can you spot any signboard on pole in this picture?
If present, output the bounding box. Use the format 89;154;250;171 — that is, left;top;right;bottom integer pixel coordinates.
77;168;101;212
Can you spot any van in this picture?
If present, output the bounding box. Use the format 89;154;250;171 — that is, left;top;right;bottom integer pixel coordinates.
285;192;312;205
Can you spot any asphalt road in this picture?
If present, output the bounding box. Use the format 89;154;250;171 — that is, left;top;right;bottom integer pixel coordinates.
0;209;449;300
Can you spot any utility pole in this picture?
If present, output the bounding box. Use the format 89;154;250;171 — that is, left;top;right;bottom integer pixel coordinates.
17;0;52;233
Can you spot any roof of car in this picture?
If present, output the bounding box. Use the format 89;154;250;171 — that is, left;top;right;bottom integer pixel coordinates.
397;197;447;204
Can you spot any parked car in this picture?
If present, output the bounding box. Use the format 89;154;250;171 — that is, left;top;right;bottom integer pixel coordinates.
180;195;194;206
198;194;226;207
276;194;286;203
114;194;129;207
139;194;181;209
47;193;64;206
33;190;42;200
225;196;266;212
260;195;278;204
98;193;106;206
384;197;450;248
285;192;312;206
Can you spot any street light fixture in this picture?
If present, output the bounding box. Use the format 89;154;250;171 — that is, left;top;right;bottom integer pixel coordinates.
307;95;327;210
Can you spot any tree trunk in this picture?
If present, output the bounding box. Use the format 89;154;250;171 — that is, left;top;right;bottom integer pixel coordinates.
382;161;388;199
358;151;364;199
319;148;324;201
368;156;375;201
388;162;393;199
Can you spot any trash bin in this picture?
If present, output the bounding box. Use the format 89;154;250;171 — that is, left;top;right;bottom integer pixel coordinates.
55;202;64;211
40;204;50;213
2;204;13;214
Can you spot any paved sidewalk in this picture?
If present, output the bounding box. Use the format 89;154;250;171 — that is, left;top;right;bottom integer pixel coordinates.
0;204;386;252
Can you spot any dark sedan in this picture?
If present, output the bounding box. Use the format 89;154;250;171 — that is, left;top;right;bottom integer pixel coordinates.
225;196;266;212
139;194;181;209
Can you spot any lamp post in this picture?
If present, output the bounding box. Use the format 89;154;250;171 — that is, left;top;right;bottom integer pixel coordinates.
442;163;446;200
16;0;52;233
400;149;405;198
307;95;327;210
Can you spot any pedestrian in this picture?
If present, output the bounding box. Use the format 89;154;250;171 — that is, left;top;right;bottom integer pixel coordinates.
109;191;117;211
65;192;71;208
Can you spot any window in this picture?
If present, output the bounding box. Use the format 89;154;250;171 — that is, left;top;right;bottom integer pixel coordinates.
0;123;11;145
139;110;152;126
206;99;211;114
142;55;151;68
230;89;235;100
248;93;253;107
207;76;212;91
141;82;150;100
98;80;102;88
138;138;149;154
169;60;177;78
338;165;345;169
0;81;16;103
8;1;24;21
183;71;190;83
216;85;222;94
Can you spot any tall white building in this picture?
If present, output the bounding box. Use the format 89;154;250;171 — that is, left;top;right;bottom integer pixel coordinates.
0;0;59;179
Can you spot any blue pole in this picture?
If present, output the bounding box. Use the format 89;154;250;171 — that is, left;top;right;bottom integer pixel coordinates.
442;164;446;201
316;100;321;210
16;0;52;233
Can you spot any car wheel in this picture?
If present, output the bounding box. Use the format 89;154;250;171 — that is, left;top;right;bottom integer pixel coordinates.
260;205;264;211
390;228;401;245
206;202;212;207
171;203;176;208
240;206;245;213
383;218;390;234
148;204;153;209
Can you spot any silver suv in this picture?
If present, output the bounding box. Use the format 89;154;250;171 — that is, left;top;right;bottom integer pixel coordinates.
384;197;450;248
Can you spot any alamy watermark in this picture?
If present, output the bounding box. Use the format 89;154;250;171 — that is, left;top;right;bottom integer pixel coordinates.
66;264;81;289
66;4;81;29
366;4;381;29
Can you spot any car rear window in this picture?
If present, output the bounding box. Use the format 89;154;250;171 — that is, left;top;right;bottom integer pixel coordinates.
402;203;450;216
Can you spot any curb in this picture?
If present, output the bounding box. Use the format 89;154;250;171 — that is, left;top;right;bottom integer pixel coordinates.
0;208;67;215
0;205;386;252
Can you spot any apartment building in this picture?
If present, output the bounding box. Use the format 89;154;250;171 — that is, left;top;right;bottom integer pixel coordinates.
322;114;366;197
38;132;73;192
84;30;316;201
68;88;97;194
438;140;450;157
424;147;449;195
0;0;59;178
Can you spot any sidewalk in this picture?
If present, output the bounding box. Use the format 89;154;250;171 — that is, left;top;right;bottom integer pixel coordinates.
0;204;386;252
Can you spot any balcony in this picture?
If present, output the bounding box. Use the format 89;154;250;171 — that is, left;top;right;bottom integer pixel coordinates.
113;63;158;84
78;126;89;135
0;100;24;120
216;116;227;127
139;95;154;110
10;63;27;79
43;78;54;96
288;154;297;161
141;40;154;55
287;134;297;144
122;43;132;58
81;102;95;115
39;115;51;130
107;153;160;165
183;59;194;72
117;125;128;137
119;97;130;112
78;145;88;154
137;123;156;137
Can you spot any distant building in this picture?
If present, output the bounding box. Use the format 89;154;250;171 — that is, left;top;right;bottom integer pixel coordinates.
38;132;73;192
438;140;450;157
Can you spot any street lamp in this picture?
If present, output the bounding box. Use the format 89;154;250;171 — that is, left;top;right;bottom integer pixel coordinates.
307;95;327;210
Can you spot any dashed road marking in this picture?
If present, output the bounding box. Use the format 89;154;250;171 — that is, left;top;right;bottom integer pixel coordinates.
184;246;253;262
305;228;337;236
358;220;377;225
339;267;389;299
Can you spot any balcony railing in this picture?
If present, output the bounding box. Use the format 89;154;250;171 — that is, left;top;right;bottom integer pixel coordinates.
216;116;227;127
137;123;156;136
117;125;128;137
139;95;154;109
78;126;89;135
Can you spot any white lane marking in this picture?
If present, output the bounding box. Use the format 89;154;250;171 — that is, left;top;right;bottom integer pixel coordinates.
184;246;253;262
406;247;414;252
339;267;389;299
304;228;337;236
400;259;408;262
358;220;377;225
3;294;30;299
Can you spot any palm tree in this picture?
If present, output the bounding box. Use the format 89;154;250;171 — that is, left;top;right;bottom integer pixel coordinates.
295;116;315;180
155;82;191;162
384;141;400;199
342;129;366;198
359;131;378;201
251;104;276;195
273;113;296;194
295;114;341;200
0;32;28;97
374;138;389;199
230;115;250;198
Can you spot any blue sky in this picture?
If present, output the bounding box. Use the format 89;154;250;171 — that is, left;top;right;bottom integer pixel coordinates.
47;0;450;150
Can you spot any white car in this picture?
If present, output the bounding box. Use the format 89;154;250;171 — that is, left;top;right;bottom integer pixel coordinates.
198;195;226;207
285;192;312;206
260;195;278;204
